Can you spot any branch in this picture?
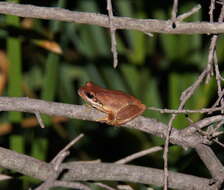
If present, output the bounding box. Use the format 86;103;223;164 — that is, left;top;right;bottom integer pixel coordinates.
106;0;118;68
1;96;224;185
148;106;224;114
0;146;216;190
115;146;162;164
195;144;224;188
1;2;224;34
0;97;204;148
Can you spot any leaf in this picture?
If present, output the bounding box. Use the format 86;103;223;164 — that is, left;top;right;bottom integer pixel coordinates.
31;138;48;160
33;40;62;54
10;135;24;153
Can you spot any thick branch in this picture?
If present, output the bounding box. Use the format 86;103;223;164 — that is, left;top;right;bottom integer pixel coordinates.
195;144;224;183
1;2;224;34
0;147;216;190
0;97;203;148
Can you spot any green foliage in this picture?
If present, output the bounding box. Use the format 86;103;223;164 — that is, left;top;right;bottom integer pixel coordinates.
6;10;23;122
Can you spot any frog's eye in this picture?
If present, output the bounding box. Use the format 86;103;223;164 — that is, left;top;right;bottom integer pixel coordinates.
85;92;94;99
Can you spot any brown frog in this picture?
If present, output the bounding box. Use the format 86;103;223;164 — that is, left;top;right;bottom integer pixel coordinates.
78;82;146;126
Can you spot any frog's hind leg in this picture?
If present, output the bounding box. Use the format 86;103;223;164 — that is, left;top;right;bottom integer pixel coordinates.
114;104;145;125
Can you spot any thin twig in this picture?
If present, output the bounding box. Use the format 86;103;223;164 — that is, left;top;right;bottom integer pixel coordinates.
163;66;210;190
181;67;210;101
206;2;224;114
214;58;224;113
182;115;224;135
214;138;224;148
213;118;224;132
211;88;224;109
107;0;118;68
148;106;224;114
36;134;84;190
94;183;116;190
209;0;216;22
35;151;70;190
163;3;217;185
0;174;12;181
115;146;162;164
218;1;224;22
171;0;178;25
164;1;180;187
206;35;217;83
34;112;45;128
117;185;134;190
210;2;224;113
144;31;154;37
54;181;91;190
164;1;179;189
177;4;201;21
51;133;84;164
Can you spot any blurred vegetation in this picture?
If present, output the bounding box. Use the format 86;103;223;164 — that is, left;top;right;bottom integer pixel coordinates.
0;0;223;189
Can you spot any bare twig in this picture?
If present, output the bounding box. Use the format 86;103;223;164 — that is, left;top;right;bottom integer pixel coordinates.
211;88;224;109
177;4;201;21
214;138;224;148
36;134;84;190
212;119;224;134
195;120;224;143
163;2;219;186
95;183;116;190
206;35;217;83
209;0;216;22
117;185;134;190
54;181;91;190
144;31;154;37
181;67;210;102
51;133;84;164
148;106;224;114
163;66;210;190
36;152;92;190
209;2;224;113
164;1;180;188
115;146;162;164
171;0;178;25
181;115;224;135
218;1;224;22
35;151;70;190
34;112;45;128
107;0;118;68
214;58;222;101
0;174;12;181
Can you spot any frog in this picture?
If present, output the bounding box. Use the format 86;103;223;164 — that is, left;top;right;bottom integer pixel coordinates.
78;82;146;126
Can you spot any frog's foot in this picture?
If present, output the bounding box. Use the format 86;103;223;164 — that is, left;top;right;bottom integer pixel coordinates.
95;116;109;123
95;113;118;126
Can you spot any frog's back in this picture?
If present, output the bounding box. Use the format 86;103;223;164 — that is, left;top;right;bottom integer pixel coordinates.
97;88;143;111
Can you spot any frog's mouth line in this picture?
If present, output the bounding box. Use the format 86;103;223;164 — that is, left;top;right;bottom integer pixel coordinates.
86;98;103;109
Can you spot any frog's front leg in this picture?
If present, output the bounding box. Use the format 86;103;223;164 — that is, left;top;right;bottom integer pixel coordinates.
95;112;116;125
